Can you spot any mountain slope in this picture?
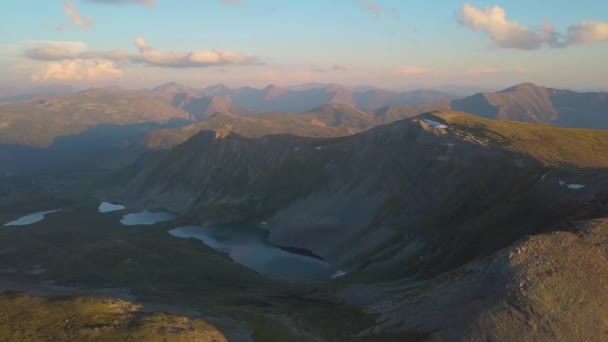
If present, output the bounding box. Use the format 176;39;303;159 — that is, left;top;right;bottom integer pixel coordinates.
450;83;608;128
118;111;608;277
180;96;249;120
0;85;77;102
142;104;374;149
361;218;608;340
0;88;190;147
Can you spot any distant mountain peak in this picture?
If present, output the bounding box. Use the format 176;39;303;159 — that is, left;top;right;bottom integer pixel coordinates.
263;84;286;99
500;82;546;93
214;128;232;139
152;82;197;95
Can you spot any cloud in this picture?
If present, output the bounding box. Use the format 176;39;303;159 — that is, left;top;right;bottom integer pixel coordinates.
459;3;608;50
24;41;88;60
459;3;545;50
310;64;348;72
396;66;434;75
131;37;257;68
24;38;258;69
566;22;608;45
63;2;94;30
84;0;155;6
24;41;129;62
32;59;123;82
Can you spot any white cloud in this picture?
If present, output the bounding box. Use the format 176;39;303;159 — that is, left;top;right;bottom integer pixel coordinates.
459;3;545;50
459;3;608;50
63;2;94;30
32;59;123;82
567;22;608;45
24;41;88;60
24;38;258;70
24;41;130;62
131;37;257;68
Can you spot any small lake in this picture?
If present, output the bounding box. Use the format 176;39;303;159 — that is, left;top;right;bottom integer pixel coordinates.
169;225;330;279
120;211;176;226
98;202;125;213
3;210;62;227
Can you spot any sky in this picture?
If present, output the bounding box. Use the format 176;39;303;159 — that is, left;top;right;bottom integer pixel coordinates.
1;0;608;90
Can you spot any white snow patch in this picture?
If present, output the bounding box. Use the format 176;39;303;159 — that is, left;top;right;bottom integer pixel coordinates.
422;119;448;129
567;184;585;190
316;146;323;150
557;180;586;190
331;270;347;279
293;147;300;151
540;171;550;181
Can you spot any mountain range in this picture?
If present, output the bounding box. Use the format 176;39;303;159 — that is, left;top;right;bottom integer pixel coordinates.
151;82;456;113
140;82;608;151
2;82;607;175
2;79;608;340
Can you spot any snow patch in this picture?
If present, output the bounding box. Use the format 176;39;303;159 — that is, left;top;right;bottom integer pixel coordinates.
316;146;324;150
422;119;448;129
331;270;347;279
293;147;300;151
557;180;586;190
540;171;550;181
567;184;585;190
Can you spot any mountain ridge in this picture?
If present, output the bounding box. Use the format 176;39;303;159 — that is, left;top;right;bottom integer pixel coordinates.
118;110;608;278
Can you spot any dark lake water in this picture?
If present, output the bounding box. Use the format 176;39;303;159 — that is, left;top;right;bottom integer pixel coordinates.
169;224;330;279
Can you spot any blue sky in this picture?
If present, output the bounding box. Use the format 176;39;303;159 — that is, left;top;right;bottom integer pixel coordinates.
1;0;607;90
